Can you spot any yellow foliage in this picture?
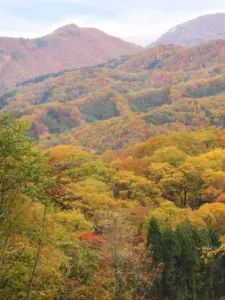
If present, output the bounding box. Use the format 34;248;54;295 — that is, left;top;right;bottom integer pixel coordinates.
47;145;91;162
53;210;93;233
146;200;225;234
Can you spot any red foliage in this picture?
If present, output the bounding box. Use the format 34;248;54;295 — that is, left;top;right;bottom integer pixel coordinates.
121;130;127;137
77;232;105;245
102;256;111;265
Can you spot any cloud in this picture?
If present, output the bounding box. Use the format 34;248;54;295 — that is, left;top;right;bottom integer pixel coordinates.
0;0;225;45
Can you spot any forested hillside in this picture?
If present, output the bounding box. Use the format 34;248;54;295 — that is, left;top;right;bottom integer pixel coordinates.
2;115;225;299
2;39;225;153
1;36;225;299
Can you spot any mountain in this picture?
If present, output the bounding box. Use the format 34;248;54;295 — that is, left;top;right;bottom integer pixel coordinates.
0;24;142;87
2;38;225;153
3;16;225;300
3;33;225;300
3;88;225;300
150;13;225;47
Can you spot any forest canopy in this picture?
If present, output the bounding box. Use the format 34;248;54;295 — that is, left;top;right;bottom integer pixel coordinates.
1;114;225;299
1;38;225;299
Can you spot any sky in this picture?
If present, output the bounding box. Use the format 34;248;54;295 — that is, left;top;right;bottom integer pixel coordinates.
0;0;225;46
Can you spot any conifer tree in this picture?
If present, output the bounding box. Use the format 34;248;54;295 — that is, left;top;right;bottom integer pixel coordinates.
208;226;221;248
146;217;162;265
175;220;201;300
161;225;180;299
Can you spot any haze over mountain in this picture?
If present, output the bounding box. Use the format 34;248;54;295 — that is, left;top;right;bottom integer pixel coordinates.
150;13;225;47
0;24;142;87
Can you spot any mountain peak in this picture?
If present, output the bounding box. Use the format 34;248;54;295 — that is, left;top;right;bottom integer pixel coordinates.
0;24;141;87
53;24;80;36
149;12;225;47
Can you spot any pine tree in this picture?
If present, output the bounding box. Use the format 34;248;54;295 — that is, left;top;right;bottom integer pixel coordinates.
146;217;163;299
161;225;180;299
199;228;211;247
146;217;162;265
208;226;221;248
175;220;201;300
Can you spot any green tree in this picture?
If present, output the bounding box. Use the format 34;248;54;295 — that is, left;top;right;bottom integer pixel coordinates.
0;113;49;214
208;226;221;248
146;217;162;265
150;146;187;167
175;220;201;300
0;114;53;299
161;225;180;299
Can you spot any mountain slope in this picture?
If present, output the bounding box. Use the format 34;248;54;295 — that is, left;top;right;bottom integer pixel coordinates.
150;13;225;47
0;24;142;87
2;39;225;153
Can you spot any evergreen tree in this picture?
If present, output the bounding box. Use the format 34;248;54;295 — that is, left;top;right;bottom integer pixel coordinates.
199;228;211;247
175;220;201;300
208;226;221;248
146;217;163;299
146;217;162;265
161;225;180;300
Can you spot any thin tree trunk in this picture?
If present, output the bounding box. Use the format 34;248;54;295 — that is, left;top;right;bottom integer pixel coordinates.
183;188;187;208
114;246;119;300
193;273;196;300
25;205;47;300
0;183;5;215
184;275;188;300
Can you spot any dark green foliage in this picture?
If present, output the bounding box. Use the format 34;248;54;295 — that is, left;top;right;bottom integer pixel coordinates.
111;139;123;151
34;38;48;48
161;226;180;299
81;98;119;123
175;220;201;269
147;58;161;70
199;228;212;247
210;112;225;127
128;87;171;112
175;220;201;299
144;109;176;124
36;89;53;105
16;69;73;86
146;217;162;265
161;226;180;262
38;91;51;105
96;55;130;69
213;253;225;299
208;226;221;248
0;89;16;109
40;114;78;134
145;219;224;300
19;37;29;45
212;67;221;74
186;86;225;98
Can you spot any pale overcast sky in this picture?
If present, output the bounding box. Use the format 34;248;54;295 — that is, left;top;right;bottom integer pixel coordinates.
0;0;225;45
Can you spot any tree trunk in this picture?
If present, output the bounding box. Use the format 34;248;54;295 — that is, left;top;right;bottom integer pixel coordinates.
25;205;47;300
183;188;187;208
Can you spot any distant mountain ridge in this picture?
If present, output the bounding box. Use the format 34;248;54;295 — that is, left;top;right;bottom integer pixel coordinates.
0;24;142;87
149;13;225;47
